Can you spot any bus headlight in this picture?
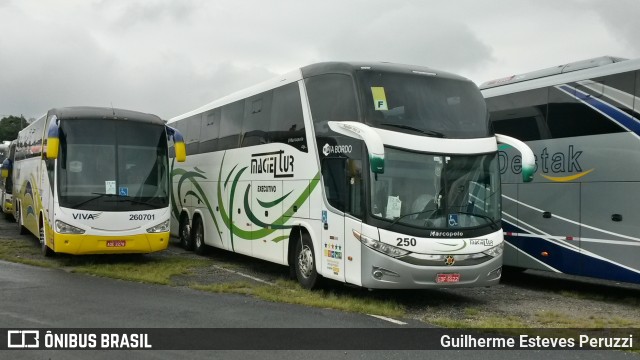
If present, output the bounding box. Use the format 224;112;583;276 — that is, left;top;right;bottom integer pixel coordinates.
55;220;85;234
352;230;410;258
147;219;170;233
483;242;504;258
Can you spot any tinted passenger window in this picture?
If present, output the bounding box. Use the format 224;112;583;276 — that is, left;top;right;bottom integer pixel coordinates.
185;115;201;155
200;109;220;153
305;74;359;135
547;85;625;138
487;88;548;141
219;100;244;150
241;91;272;147
270;82;306;152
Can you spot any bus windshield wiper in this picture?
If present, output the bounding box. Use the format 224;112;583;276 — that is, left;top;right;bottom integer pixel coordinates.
379;123;445;138
455;211;500;230
70;192;116;208
383;208;437;229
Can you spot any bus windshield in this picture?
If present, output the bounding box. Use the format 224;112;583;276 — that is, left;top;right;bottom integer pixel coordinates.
370;147;501;231
357;71;491;138
57;119;169;211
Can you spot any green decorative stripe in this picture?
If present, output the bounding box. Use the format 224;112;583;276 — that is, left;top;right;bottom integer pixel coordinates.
271;235;289;243
224;164;238;190
194;167;205;174
244;185;292;230
228;166;248;251
257;190;293;208
184;190;202;204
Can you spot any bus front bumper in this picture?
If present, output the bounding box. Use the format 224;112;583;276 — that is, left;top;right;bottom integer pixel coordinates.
360;246;503;289
51;232;170;255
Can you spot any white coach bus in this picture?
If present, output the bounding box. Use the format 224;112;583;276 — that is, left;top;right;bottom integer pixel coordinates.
169;62;534;289
13;107;186;256
481;56;640;284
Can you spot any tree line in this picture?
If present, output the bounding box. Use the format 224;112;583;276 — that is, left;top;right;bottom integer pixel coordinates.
0;115;29;142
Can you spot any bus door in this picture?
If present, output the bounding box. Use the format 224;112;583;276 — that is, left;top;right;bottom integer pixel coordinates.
320;157;359;283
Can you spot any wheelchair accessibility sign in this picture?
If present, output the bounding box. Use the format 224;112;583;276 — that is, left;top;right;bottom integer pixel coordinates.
448;214;459;227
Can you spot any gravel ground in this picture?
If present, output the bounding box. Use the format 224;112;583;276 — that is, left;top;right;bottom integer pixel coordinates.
164;238;640;328
2;210;639;329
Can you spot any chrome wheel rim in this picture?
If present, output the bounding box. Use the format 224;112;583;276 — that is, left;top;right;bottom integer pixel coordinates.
181;223;190;244
298;244;314;278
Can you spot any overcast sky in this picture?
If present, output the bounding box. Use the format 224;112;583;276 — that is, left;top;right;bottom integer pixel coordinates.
1;0;639;121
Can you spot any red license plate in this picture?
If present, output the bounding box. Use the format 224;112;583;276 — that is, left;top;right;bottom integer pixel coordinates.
436;273;460;283
106;240;126;247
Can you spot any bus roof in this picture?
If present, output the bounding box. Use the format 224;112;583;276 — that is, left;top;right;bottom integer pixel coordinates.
479;56;628;90
49;106;164;125
169;61;474;123
481;56;640;98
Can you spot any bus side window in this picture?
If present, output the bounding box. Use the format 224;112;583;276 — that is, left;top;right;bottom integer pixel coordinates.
219;100;244;150
270;82;306;152
185;115;202;155
199;108;220;153
241;91;272;147
305;74;359;135
487;88;548;141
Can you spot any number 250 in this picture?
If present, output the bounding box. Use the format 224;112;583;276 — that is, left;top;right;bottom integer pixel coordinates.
396;237;416;246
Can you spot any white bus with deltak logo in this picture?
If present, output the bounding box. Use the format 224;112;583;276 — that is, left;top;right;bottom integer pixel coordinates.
169;62;534;289
481;56;640;284
13;107;186;256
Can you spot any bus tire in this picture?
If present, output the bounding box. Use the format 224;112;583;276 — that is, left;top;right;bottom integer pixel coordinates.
295;233;320;290
192;217;207;255
39;221;54;257
179;214;193;250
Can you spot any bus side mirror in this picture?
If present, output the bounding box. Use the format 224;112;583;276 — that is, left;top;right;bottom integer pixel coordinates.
328;121;384;174
167;126;186;162
0;159;9;178
495;133;535;183
47;117;60;159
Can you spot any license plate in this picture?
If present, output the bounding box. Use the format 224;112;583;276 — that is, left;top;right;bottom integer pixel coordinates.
106;240;126;247
436;273;460;283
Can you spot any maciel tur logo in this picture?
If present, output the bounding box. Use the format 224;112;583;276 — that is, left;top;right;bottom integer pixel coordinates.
250;150;294;178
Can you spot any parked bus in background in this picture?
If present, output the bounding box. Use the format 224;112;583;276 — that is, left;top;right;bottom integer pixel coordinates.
481;56;640;283
1;140;17;218
13;107;186;256
168;62;535;289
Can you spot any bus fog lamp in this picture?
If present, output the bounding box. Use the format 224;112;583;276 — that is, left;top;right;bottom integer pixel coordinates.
55;220;85;234
147;219;170;233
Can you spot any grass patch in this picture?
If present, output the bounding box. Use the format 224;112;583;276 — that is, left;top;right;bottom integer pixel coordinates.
560;290;640;307
71;256;210;285
0;238;58;268
535;310;636;328
191;279;405;318
427;314;528;328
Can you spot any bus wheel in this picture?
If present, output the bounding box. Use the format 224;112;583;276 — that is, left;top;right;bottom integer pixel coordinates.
295;234;320;289
192;217;206;255
179;215;193;251
39;222;54;257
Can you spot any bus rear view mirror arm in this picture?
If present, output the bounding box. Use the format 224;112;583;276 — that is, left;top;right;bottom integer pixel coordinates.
495;133;535;182
328;121;384;174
